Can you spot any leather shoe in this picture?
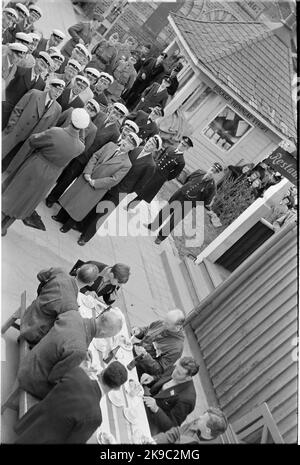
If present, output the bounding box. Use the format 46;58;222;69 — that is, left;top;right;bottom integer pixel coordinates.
154;237;163;245
51;215;61;223
60;225;70;233
45;198;54;208
77;238;86;246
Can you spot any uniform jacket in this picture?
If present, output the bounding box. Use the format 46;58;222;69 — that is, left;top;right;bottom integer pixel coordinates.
71;260;120;305
57;107;97;152
5;66;46;108
88;39;117;73
136;82;169;113
59;142;132;221
20;267;79;345
2;126;85;220
127;109;159;141
135;320;184;376
146;376;197;435
2;89;62;174
56;87;85;112
61;22;94;58
131;57;165;94
180;170;216;207
76;112;120;166
18;310;96;399
15;367;102;444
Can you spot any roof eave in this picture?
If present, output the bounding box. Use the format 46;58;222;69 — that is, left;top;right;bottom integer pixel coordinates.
168;15;295;142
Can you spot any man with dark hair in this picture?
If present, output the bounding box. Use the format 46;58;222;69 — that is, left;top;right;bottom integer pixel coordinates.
14;361;128;444
20;263;99;345
154;407;228;443
135;76;171;113
131;309;186;377
70;260;130;304
140;356;199;435
18;308;123;399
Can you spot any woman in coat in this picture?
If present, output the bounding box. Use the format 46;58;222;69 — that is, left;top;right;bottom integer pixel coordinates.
51;132;141;235
1;109;90;236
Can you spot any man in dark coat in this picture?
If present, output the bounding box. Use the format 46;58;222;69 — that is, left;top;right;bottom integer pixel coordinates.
70;260;130;304
123;52;168;110
135;77;171;113
131;309;186;377
14;361;128;444
134;44;152;72
45;102;127;208
167;63;183;97
20;264;99;345
126;136;193;210
18;308;123;399
141;356;199;435
146;162;223;244
127;105;162;141
56;74;89;112
33;29;65;57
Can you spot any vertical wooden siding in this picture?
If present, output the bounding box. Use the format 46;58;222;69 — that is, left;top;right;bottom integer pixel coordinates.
189;223;298;443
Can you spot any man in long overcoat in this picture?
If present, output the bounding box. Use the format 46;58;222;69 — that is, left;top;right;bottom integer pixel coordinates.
135;77;171;113
2;79;65;174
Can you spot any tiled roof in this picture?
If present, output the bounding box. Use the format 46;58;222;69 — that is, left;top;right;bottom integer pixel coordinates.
170;13;296;139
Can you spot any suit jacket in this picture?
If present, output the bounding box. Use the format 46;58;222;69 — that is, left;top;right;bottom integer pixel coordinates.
136;82;169;113
2;89;62;174
76;114;120;166
20;267;79;345
32;37;48;58
57;88;85;112
15;367;102;444
57;108;97;152
127;110;159;141
18;310;96;399
59;142;131;221
146;376;197;435
5;66;46;108
61;22;94;58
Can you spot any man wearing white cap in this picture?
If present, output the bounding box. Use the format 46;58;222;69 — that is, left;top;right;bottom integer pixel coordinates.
22;4;42;34
58;43;90;75
2;78;65;175
2;7;19;44
55;58;82;88
61;13;104;59
2;42;28;100
2;108;90;236
75;67;99;104
92;72;114;110
56;74;89;112
88;34;119;73
10;2;29;39
52;132;140;239
108;55;137;103
33;29;65;58
2;51;52;129
45;103;125;208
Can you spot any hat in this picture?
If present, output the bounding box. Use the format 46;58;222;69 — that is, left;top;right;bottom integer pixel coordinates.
123;119;139;133
29;32;40;42
38;51;53;67
213;162;223;173
75;75;90;87
126;132;141;147
71;108;90;129
75;43;90;59
182;136;193;147
150;105;164;117
67;59;82;72
86;99;100;114
92;13;104;22
16;32;32;44
52;29;65;40
85;67;100;79
113;102;128;116
99;72;114;84
3;8;19;21
49;49;64;62
29;5;43;18
48;77;65;89
15;3;29;17
9;42;28;54
152;134;163;151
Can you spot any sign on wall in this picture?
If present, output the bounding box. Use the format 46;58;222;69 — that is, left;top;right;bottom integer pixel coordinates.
265;147;298;186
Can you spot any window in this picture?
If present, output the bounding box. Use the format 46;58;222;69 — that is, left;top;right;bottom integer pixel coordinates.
203;105;252;152
182;85;212;119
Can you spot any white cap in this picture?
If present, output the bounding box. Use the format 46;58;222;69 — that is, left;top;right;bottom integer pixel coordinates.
52;29;65;40
75;43;91;59
85;67;100;79
99;72;114;84
16;3;29;17
113;102;128;116
29;32;41;41
123;119;139;134
71;108;90;129
9;42;28;53
3;8;19;20
48;77;65;89
75;75;90;87
49;48;64;62
67;58;82;72
38;51;53;68
86;99;100;114
126;132;141;147
29;5;43;17
16;32;33;44
152;134;163;151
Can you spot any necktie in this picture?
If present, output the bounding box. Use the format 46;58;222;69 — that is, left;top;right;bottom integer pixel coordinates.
106;149;119;162
44;100;52;112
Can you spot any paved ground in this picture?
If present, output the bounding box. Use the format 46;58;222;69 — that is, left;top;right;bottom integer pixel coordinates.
1;0;209;443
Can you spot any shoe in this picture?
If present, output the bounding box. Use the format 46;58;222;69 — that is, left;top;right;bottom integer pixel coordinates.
45;198;54;208
143;222;153;230
51;215;61;223
77;238;86;246
1;230;7;237
154;237;163;245
60;225;70;233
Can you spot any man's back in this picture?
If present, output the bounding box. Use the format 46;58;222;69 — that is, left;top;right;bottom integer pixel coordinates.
18;310;87;399
21;267;79;345
15;367;102;444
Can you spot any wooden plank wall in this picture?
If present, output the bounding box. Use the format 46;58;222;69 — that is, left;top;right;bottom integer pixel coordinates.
189;223;298;443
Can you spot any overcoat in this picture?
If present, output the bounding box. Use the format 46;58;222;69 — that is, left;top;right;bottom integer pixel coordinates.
56;87;85;112
2;126;85;220
135;82;169;113
127;109;159;141
59;142;131;221
88;39;117;73
2;89;62;174
2;46;17;98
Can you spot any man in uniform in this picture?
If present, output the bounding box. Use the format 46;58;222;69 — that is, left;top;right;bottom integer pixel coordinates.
126;105;163;142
